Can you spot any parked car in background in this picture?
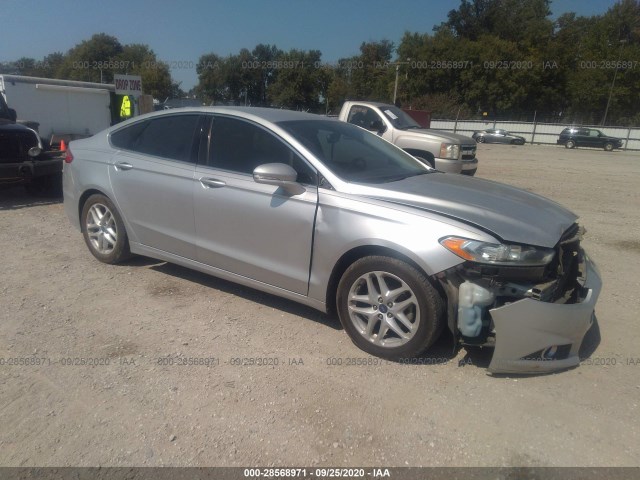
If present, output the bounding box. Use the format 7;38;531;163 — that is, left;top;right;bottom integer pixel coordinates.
557;127;623;151
338;101;478;175
63;107;601;374
472;129;526;145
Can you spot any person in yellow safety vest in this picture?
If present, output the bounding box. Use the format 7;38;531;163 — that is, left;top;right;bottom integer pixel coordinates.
120;96;132;119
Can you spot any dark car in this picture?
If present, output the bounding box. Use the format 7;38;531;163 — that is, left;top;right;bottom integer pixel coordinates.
472;129;526;145
0;96;63;194
557;127;623;151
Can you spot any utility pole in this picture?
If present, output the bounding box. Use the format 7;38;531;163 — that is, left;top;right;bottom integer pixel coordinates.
602;40;627;126
392;59;411;105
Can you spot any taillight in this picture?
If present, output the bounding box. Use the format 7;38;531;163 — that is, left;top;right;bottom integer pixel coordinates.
64;148;74;164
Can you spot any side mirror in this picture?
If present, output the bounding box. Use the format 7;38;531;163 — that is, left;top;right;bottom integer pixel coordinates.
369;119;386;134
253;163;305;195
8;108;17;122
28;146;42;158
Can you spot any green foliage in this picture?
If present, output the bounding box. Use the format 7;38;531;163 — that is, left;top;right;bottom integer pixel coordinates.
1;33;175;99
2;1;640;125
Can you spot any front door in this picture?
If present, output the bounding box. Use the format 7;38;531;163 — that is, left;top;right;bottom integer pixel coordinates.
193;115;318;295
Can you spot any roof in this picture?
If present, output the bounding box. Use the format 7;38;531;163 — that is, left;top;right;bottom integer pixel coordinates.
0;74;115;92
347;100;394;109
125;106;327;124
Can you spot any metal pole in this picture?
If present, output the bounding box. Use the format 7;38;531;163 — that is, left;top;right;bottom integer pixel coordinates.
393;65;399;104
454;106;461;133
602;40;626;126
531;110;537;144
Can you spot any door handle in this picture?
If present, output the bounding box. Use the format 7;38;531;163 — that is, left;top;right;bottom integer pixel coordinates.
115;162;133;171
199;177;226;188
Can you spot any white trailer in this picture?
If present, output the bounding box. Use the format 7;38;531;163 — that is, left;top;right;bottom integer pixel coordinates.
0;74;115;145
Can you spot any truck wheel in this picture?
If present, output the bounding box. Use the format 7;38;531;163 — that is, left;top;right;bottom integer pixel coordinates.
414;155;435;169
565;140;576;149
604;142;614;152
81;194;132;264
336;256;445;360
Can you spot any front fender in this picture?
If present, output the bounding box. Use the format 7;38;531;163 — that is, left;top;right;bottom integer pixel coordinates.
307;190;484;304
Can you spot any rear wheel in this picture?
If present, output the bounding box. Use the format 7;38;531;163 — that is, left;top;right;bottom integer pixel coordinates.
565;140;576;149
336;256;444;360
81;194;132;264
604;142;614;152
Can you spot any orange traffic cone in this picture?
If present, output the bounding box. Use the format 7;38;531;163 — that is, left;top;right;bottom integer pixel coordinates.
60;139;66;152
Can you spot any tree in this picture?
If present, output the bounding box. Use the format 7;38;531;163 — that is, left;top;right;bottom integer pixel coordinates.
267;49;324;111
438;0;553;44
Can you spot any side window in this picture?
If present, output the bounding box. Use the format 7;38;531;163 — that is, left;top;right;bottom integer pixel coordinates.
110;121;148;150
208;116;317;185
347;106;382;131
111;115;200;163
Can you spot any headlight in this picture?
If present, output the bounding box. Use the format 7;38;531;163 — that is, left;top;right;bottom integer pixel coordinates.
439;143;460;160
440;237;555;266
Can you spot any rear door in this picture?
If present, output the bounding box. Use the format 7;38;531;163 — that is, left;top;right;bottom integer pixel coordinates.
575;129;591;147
109;114;203;259
193;115;318;294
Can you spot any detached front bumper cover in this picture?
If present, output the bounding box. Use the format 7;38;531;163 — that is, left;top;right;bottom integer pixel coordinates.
488;253;601;374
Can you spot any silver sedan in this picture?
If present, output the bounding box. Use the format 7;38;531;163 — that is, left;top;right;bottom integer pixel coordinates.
472;129;526;145
63;107;601;374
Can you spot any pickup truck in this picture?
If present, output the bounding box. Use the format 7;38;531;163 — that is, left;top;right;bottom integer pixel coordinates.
338;101;478;175
0;94;63;194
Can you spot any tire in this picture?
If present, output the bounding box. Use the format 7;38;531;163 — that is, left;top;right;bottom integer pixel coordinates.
604;142;614;152
81;194;132;264
336;256;445;360
565;140;576;149
476;136;485;143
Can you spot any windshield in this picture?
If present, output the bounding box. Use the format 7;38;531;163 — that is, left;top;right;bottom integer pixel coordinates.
278;119;431;184
379;105;421;130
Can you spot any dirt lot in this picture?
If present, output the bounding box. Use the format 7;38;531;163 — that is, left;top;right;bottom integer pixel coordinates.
1;144;639;468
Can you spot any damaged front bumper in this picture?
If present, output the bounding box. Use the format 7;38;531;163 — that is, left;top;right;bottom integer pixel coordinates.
488;253;601;374
439;244;602;375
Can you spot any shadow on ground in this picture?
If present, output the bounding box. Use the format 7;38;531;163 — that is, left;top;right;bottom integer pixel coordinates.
0;184;62;210
147;260;340;330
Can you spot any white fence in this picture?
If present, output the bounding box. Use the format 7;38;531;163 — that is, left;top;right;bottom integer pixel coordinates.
430;119;640;151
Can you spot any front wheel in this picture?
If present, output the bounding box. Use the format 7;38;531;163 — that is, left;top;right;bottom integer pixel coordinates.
565;140;576;149
604;142;614;152
336;256;445;359
81;194;132;264
476;136;485;143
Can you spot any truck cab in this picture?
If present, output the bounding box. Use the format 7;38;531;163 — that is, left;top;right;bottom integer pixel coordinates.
338;101;478;175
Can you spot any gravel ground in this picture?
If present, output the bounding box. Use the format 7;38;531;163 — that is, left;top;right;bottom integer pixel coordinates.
0;144;639;467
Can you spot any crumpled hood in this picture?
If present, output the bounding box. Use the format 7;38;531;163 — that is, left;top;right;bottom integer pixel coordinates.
353;173;578;248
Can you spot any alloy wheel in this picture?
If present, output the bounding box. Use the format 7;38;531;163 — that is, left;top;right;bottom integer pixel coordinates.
347;270;420;347
86;203;118;254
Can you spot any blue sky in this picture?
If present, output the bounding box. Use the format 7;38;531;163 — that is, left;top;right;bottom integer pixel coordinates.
0;0;620;90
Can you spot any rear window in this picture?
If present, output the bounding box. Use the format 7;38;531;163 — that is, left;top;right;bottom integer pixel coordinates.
110;114;200;163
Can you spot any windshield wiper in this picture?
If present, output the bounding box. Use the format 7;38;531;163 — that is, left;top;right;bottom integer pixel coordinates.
381;171;431;182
